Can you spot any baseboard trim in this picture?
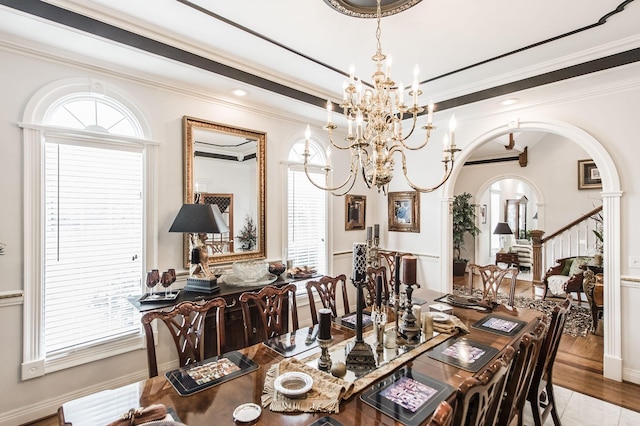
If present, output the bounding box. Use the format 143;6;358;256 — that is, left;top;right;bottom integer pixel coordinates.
622;367;640;385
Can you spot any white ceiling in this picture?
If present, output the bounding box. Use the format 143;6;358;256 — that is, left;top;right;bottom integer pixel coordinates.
1;0;639;159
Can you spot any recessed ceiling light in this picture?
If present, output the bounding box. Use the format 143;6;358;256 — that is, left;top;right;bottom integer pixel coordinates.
231;89;248;97
500;98;519;106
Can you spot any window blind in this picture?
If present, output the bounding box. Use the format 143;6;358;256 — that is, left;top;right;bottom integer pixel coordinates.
44;142;143;355
287;167;327;281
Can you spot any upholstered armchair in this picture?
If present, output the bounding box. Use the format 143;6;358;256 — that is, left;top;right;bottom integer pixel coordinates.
542;256;592;301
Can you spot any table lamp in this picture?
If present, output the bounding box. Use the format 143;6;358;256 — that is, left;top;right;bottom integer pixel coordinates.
169;203;229;293
493;222;513;253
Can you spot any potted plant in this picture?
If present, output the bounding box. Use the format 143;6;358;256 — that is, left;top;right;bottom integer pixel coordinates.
236;215;257;251
452;192;481;276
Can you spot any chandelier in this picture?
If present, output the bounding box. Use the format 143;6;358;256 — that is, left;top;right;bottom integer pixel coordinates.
304;0;459;195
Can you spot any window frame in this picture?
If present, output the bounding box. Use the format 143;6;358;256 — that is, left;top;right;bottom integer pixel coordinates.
19;79;159;380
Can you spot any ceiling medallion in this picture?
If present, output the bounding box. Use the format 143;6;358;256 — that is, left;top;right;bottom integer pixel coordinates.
323;0;423;18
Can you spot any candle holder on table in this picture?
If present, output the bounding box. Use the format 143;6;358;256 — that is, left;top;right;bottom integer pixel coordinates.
317;308;333;371
345;279;377;369
397;256;421;345
317;337;333;371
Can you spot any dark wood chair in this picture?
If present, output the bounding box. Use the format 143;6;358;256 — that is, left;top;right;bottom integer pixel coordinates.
306;274;350;324
583;269;604;334
365;265;389;307
141;297;226;378
496;317;547;426
542;257;593;301
428;400;455;426
468;263;519;306
454;345;515;426
239;284;299;346
527;297;572;426
379;251;412;293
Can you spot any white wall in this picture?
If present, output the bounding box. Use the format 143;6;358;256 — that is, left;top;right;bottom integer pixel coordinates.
2;44;640;424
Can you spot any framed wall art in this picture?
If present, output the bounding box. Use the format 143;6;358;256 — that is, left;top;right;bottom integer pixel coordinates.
388;191;420;233
345;194;366;230
578;159;602;190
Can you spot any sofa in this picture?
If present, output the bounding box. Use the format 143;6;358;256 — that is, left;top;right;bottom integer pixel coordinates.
510;240;532;271
542;256;593;300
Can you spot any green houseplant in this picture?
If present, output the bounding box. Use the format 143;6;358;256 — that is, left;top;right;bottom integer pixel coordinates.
452;192;481;276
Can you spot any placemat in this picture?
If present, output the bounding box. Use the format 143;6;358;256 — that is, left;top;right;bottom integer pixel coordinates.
360;367;455;426
427;337;498;373
165;351;259;396
471;314;527;336
337;312;373;329
434;294;492;311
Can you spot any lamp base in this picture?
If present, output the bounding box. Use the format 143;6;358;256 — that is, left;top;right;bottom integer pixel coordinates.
183;276;220;293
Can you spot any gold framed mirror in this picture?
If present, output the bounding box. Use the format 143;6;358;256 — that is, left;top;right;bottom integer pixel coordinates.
182;116;266;267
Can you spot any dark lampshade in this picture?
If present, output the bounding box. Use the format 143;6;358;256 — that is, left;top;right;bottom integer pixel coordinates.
493;222;513;235
169;204;230;234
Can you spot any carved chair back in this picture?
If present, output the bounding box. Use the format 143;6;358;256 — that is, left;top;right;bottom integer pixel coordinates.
496;317;547;426
468;263;519;306
454;346;515;426
239;284;299;346
527;297;571;426
141;298;226;378
365;266;389;307
306;274;350;324
379;251;412;294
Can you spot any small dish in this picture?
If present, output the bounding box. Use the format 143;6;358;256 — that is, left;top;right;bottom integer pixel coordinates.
274;371;313;398
233;403;261;423
431;312;450;323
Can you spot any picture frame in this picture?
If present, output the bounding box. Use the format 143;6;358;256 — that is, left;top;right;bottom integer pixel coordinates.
388;191;420;233
345;194;366;230
578;159;602;190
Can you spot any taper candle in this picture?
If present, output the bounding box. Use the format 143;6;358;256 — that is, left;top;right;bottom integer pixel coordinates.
374;224;380;238
318;308;332;340
402;255;417;285
366;226;372;242
394;254;401;294
353;242;367;282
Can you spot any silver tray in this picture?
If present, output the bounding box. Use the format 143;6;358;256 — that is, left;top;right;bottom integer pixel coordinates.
222;273;278;287
139;290;181;303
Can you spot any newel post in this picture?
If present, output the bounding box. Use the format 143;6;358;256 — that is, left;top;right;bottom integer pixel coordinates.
530;230;545;285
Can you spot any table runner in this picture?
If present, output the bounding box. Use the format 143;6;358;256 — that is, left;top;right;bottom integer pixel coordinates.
262;323;461;414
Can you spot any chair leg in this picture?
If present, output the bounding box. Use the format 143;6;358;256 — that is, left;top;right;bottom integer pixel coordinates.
529;396;544;426
546;381;562;426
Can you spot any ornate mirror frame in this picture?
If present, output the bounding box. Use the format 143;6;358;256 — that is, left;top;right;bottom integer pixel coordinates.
182;116;266;267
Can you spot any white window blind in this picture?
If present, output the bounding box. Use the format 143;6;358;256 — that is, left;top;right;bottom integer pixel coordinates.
287;166;327;278
44;142;143;355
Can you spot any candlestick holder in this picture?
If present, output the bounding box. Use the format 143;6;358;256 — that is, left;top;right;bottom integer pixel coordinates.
371;306;387;352
346;279;377;369
317;337;333;371
398;282;421;345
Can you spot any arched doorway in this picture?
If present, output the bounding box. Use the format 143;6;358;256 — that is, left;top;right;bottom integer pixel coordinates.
441;119;622;381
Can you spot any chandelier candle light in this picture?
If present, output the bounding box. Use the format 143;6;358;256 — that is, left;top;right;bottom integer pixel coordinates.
304;0;460;195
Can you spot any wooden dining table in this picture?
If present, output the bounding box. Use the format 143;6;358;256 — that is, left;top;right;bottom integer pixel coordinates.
58;290;543;426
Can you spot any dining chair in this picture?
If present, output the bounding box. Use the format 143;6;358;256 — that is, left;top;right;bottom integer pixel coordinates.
365;265;389;306
428;400;455;426
306;274;350;325
467;263;519;306
378;251;412;293
527;297;572;426
239;284;299;346
141;297;227;378
454;345;515;426
496;316;547;426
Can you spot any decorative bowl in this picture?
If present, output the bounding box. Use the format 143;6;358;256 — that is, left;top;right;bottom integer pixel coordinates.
233;259;268;282
274;372;313;398
268;262;286;276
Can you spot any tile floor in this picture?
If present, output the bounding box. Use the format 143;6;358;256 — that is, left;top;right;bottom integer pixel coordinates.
523;385;640;425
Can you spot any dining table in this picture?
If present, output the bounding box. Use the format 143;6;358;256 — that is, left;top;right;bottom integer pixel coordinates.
58;289;544;426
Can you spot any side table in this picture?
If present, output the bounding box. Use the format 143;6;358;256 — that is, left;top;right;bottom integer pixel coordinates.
495;252;519;268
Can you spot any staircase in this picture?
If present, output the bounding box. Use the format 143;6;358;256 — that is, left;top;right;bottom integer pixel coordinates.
531;205;603;285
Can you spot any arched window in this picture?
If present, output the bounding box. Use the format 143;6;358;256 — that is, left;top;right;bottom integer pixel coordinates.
21;79;156;379
286;139;328;283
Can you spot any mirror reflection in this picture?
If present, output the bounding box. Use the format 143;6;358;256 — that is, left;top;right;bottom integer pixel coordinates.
183;116;266;267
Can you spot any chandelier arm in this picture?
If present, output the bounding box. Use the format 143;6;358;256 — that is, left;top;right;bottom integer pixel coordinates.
327;130;356;151
303;156;358;193
399;150;454;193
